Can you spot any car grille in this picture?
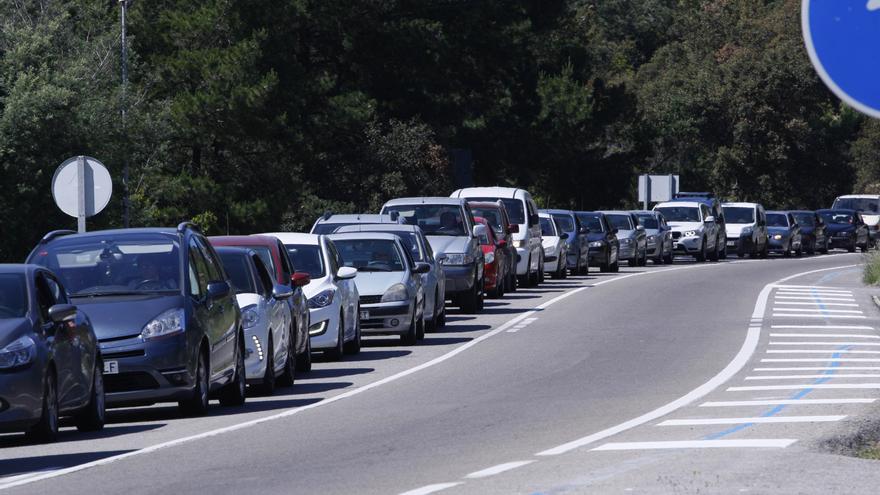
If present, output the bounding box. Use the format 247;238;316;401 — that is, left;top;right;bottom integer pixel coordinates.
104;372;160;393
102;349;145;359
360;295;382;305
672;232;682;240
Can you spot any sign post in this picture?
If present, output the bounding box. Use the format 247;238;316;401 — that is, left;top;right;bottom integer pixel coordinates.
803;1;880;118
52;156;113;233
638;174;680;209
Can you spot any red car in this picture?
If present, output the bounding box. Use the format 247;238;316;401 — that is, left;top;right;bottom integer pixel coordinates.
468;201;517;293
474;217;508;298
208;235;313;374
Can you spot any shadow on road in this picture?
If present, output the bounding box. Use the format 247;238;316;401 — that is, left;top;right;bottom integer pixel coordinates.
0;449;136;476
340;348;412;361
435;324;491;334
299;367;374;379
291;381;353;395
0;422;164;450
443;315;476;323
419;337;472;345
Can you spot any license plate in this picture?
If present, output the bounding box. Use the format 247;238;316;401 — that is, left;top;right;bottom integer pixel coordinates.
727;241;736;247
360;310;370;320
103;361;119;375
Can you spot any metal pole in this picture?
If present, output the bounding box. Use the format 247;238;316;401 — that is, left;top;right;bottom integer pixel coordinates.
77;156;87;233
643;175;650;211
120;0;130;228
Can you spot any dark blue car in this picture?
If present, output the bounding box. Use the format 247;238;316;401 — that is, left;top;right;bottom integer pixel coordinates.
541;209;589;275
818;209;870;253
0;264;104;442
575;211;620;273
790;210;829;255
27;223;247;415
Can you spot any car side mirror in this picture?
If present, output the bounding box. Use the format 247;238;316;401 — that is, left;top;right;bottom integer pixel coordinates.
636;225;645;231
559;232;569;240
48;304;77;324
291;271;311;287
579;227;589;234
473;224;488;239
272;284;294;300
207;281;231;300
612;227;619;235
705;215;716;223
413;262;431;274
507;224;520;234
336;267;358;280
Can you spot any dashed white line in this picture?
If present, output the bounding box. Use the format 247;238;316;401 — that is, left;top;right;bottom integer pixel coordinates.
465;461;535;479
774;296;856;301
771;325;874;330
774;284;849;290
762;358;880;363
773;301;859;307
766;350;880;354
399;482;463;495
591;439;797;451
699;399;875;407
657;415;846;426
772;308;863;313
772;314;866;319
745;374;880;380
754;366;880;371
769;333;880;339
728;383;880;391
769;341;880;346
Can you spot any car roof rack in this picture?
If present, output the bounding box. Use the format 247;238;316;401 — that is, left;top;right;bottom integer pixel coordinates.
177;221;201;233
39;230;77;244
674;192;715;199
322;210;333;221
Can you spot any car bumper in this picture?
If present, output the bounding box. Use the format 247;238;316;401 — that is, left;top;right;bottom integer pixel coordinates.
565;251;580;269
443;265;476;296
646;243;660;256
588;247;608;266
728;236;755;253
0;363;44;432
830;235;855;249
359;301;412;335
617;244;635;260
515;247;530;275
307;305;340;350
244;325;270;385
98;333;194;407
767;238;788;251
673;236;702;254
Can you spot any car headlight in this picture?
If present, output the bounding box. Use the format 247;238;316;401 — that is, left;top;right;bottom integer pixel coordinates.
647;235;657;243
620;238;633;245
485;252;495;264
588;241;605;248
773;234;783;240
741;226;754;235
141;308;185;341
241;305;260;329
512;240;523;248
684;230;698;238
441;253;474;266
381;283;409;302
308;289;335;309
0;335;36;369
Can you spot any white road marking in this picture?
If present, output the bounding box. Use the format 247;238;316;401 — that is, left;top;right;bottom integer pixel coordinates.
771;325;874;330
775;291;853;296
773;301;859;307
766;350;880;354
773;287;852;293
0;469;62;485
506;317;538;333
754;366;880;371
533;263;858;457
745;374;880;380
774;296;855;301
769;341;880;346
399;483;463;495
591;439;797;451
769;333;880;339
772;308;863;313
728;383;880;391
772;314;866;319
464;461;535;479
657;415;846;426
773;284;849;290
762;358;880;363
699;399;875;407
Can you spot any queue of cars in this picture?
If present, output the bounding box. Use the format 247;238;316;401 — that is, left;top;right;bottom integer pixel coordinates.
0;187;874;441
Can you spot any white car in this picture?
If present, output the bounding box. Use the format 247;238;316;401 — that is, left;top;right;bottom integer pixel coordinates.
539;212;568;279
215;247;295;395
263;233;361;360
721;202;769;258
654;201;721;262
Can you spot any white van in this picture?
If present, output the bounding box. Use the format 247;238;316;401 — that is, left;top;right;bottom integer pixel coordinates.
832;195;880;245
450;187;543;286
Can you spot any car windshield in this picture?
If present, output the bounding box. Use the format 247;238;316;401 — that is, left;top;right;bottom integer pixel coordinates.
285;244;326;278
30;233;181;296
551;214;575;233
313;223;352;235
540;218;556;237
766;214;789;227
577;213;604;232
723;207;755;224
382;231;424;261
0;274;28;318
383;204;466;236
636;215;658;229
792;213;815;227
656;207;700;222
466;197;525;225
820;212;854;225
833;197;879;213
606;214;633;231
217;252;257;294
334;239;405;272
470;207;504;235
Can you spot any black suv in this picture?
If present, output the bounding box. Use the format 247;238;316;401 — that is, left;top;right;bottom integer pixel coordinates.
27;223;246;415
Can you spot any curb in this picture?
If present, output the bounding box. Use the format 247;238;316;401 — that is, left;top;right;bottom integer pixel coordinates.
873;295;880;310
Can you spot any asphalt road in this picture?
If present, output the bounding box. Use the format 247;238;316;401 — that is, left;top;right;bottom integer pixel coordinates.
3;251;880;494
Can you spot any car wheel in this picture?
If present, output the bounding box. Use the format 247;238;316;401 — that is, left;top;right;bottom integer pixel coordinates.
761;242;769;258
219;335;247;407
783;242;792;258
295;328;311;373
610;259;620;272
638;248;648;266
695;238;706;262
663;250;673;264
278;330;296;387
708;240;719;261
255;335;276;396
325;315;345;361
179;348;209;416
600;256;610;272
344;315;361;354
861;242;869;253
796;243;804;257
416;303;426;340
401;312;418;345
75;362;106;432
537;260;545;284
508;268;518;292
28;370;59;443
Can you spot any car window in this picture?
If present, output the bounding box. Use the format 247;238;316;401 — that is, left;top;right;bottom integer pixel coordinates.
723;207;756;224
217;251;258;294
34;274;57;322
655;207;700;222
285;244;326;279
326;241;342;274
252;255;274;299
0;273;28;318
766;213;789;227
539;217;556;237
43;275;67;305
334;239;406;272
832;197;880;213
421;235;435;261
467;198;525;225
606;214;633;231
189;239;210;297
551;214;575;233
576;213;604;232
470;206;504;235
636;215;659;229
382;204;467;237
277;240;293;280
194;236;225;283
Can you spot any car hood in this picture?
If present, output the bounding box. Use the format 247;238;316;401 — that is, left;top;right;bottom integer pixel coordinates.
426;235;470;256
799;225;816;235
71;294;185;340
615;229;636;240
0;318;30;348
767;226;791;235
725;223;754;237
667;221;702;232
353;272;407;297
302;276;333;299
587;232;608;242
825;223;855;234
235;293;263;310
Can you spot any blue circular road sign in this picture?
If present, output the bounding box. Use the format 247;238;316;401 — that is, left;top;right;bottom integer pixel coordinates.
803;0;880;118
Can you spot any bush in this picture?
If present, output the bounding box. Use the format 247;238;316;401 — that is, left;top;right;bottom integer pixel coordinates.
863;252;880;285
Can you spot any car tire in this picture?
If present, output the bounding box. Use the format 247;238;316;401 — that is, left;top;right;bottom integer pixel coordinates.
416;303;426;340
610;259;620;272
708;241;719;261
401;313;418;345
277;331;296;387
325;316;345;361
783;242;792;258
695;238;706;262
796;243;804;257
638;248;647;266
75;363;106;432
537;260;545;284
627;255;637;267
599;255;611;272
28;370;59;443
295;330;311;373
344;316;361;354
663;250;673;264
219;335;247;407
255;336;276;396
861;243;869;253
761;242;769;258
508;268;517;292
179;348;209;416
